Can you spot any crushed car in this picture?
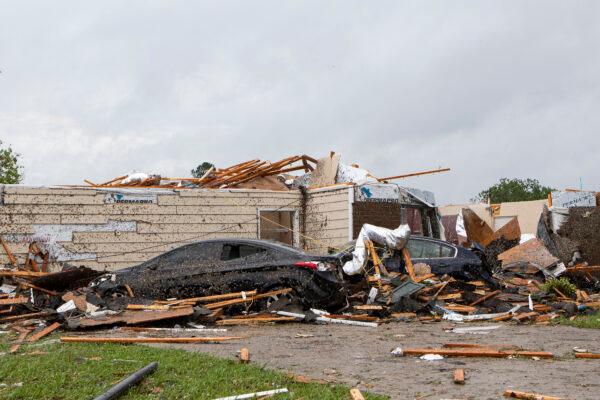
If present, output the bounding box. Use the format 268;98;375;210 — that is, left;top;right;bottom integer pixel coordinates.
90;238;347;310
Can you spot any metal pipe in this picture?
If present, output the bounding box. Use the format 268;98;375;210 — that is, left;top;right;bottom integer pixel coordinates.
92;362;158;400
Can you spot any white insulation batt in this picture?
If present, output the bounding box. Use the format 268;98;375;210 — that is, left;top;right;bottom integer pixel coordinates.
343;223;411;275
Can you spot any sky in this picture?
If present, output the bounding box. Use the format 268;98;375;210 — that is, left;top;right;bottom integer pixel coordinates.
0;1;599;204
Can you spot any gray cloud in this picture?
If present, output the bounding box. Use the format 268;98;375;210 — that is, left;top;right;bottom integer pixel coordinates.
1;1;599;203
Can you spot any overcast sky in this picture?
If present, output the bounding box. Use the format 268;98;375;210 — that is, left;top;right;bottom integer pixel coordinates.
1;1;598;204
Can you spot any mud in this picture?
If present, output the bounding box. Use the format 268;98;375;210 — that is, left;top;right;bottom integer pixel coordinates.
157;322;600;400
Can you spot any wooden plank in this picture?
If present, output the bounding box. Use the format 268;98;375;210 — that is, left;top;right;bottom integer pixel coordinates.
0;297;28;305
60;336;244;344
0;311;54;323
453;369;465;384
469;290;501;306
162;290;258;306
437;293;462;301
216;317;297;325
0;237;18;267
575;353;600;359
0;270;48;278
27;322;61;342
503;390;563;399
397;348;553;359
402;248;417;281
354;305;384;311
205;289;292;310
126;304;170;311
377;167;451;181
125;307;194;325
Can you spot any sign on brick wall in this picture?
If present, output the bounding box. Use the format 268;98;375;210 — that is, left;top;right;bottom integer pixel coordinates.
104;192;157;204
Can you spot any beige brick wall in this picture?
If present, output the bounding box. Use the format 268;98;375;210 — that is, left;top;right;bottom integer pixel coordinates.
0;185;303;271
304;186;351;254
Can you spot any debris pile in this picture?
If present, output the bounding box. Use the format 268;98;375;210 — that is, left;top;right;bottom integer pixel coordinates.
84;152;450;190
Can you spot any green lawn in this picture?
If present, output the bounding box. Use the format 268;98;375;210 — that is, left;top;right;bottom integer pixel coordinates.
0;334;387;400
553;311;600;329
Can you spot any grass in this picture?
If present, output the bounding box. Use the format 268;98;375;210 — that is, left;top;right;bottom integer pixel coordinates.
553;311;600;329
0;334;387;400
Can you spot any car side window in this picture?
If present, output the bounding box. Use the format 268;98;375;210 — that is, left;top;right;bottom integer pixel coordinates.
220;244;266;261
407;240;456;258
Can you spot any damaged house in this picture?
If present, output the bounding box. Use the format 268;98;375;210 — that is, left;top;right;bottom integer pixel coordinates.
0;153;443;272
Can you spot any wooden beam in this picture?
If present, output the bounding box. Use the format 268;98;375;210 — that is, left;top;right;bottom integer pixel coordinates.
0;237;18;268
0;270;48;277
402;248;417;281
469;290;501;306
378;167;451;181
60;336;244;344
27;322;61;342
575;353;600;359
396;347;553;359
204;288;292;310
0;297;28;305
162;290;258;306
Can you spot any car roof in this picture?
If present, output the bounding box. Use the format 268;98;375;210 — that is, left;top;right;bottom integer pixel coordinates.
185;238;307;254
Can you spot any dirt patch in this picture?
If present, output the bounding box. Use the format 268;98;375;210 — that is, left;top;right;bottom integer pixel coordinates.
156;322;600;400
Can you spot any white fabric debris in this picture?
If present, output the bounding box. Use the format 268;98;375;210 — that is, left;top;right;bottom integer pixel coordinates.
121;172;160;185
420;354;444;361
450;325;501;334
57;300;77;313
343;224;411;275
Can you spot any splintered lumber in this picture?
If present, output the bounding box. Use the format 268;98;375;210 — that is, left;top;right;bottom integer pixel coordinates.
503;390;563;399
126;304;170;311
453;369;465;384
163;290;258;306
27;322;61;342
205;289;292;310
0;311;54;323
395;347;553;359
445;304;477;313
401;248;417;281
10;327;32;353
0;237;18;267
239;348;250;363
575;353;600;359
0;296;28;305
0;270;48;277
469;290;501;306
60;336;244;344
437;293;462;301
350;388;366;400
354;305;384;311
216;317;297;325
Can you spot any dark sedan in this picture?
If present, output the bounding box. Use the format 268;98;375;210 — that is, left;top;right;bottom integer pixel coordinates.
336;236;494;283
90;238;346;309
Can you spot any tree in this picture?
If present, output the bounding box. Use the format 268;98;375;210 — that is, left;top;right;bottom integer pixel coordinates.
0;140;23;184
473;178;554;203
191;162;215;178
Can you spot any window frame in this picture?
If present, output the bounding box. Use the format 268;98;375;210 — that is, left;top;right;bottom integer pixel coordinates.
257;208;300;247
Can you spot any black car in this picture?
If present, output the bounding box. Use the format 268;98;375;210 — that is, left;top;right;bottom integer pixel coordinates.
336;236;493;283
90;238;346;309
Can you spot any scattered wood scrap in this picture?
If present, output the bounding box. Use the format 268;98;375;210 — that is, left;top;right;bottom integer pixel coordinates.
453;369;465;384
503;389;563;400
350;388;366;400
60;336;244;344
239;348;250;363
27;322;61;342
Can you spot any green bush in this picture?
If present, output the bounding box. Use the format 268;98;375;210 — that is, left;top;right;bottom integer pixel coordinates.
542;277;577;297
